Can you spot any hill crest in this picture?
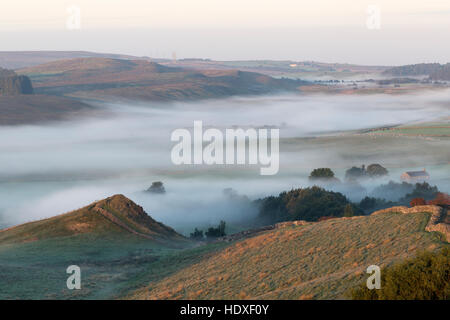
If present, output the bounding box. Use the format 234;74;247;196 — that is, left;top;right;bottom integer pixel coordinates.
0;194;184;244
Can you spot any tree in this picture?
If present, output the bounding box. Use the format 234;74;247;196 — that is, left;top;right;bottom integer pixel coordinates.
344;204;354;217
257;186;362;223
146;181;166;194
401;182;439;204
410;197;426;207
359;197;377;211
345;166;366;181
189;228;204;240
427;193;450;207
359;196;396;213
366;164;388;177
205;221;226;239
309;168;335;180
371;181;414;201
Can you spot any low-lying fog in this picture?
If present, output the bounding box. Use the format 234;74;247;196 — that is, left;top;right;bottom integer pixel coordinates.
0;91;449;233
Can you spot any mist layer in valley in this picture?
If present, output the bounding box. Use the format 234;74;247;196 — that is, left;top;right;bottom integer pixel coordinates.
0;91;449;233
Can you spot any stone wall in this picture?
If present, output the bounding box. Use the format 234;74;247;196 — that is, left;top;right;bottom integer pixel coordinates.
372;205;449;242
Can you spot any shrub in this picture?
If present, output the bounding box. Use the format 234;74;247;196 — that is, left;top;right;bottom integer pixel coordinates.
410;197;426;207
351;248;450;300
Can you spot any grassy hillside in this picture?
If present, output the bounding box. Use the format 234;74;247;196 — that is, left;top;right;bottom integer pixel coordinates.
0;194;183;244
18;58;304;101
0;195;200;299
129;209;447;300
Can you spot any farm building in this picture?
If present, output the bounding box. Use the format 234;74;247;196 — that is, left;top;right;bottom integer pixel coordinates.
400;169;430;182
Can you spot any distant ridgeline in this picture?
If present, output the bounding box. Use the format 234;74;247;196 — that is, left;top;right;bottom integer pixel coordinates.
383;63;450;81
0;68;33;95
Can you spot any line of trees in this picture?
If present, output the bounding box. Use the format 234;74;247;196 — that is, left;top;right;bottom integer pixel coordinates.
190;220;226;241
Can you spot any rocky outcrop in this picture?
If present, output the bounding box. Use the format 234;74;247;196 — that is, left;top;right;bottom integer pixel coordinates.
372;205;449;242
0;68;33;95
91;194;182;240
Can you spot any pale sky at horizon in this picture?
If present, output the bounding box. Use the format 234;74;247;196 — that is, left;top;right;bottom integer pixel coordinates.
1;0;449;65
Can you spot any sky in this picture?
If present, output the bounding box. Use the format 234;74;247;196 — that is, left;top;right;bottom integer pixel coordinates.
0;0;449;65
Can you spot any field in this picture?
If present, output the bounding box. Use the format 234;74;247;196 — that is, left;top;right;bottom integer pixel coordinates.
129;210;447;300
367;124;450;137
0;235;228;299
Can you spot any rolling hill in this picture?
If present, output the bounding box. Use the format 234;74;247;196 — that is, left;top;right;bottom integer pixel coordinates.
0;194;184;244
18;57;305;101
383;63;450;81
0;198;447;299
0;94;93;125
0;195;193;299
0;51;150;69
128;205;448;300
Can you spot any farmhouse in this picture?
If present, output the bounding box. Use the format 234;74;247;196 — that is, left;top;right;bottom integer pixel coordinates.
400;169;430;182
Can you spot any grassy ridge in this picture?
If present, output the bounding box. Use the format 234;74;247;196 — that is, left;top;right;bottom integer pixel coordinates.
0;195;199;299
18;58;303;101
129;211;447;300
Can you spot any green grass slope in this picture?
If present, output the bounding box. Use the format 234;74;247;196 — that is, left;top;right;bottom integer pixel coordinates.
0;195;193;299
129;209;448;300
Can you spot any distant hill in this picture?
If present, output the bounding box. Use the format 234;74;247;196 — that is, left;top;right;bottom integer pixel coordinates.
18;57;305;101
0;94;92;125
0;67;94;126
0;51;151;69
0;194;184;244
383;63;450;80
0;68;33;95
383;63;443;76
0;56;306;125
129;206;448;299
429;64;450;81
